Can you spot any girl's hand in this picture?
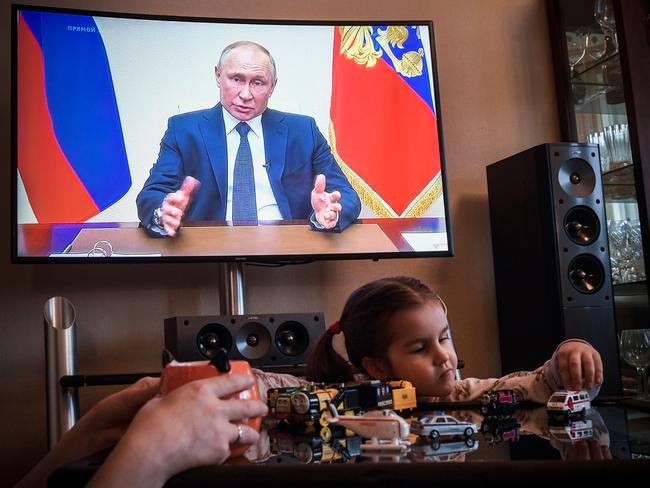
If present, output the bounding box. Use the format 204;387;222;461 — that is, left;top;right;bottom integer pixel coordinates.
555;341;603;391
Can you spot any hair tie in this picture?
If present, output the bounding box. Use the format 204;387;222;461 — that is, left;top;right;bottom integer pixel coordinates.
330;322;351;363
329;320;341;334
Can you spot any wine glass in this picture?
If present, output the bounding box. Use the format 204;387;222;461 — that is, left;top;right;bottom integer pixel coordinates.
594;0;618;55
619;329;650;397
566;31;586;77
585;29;607;61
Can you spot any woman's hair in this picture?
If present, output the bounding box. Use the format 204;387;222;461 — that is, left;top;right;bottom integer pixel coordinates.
306;276;440;383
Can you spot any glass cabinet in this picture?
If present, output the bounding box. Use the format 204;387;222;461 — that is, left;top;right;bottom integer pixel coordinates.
553;0;645;285
548;0;650;395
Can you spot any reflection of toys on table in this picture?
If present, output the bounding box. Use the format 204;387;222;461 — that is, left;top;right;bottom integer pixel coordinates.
410;437;480;462
268;423;362;464
267;380;417;456
548;419;594;443
410;413;478;440
546;390;591;423
479;389;517;417
480;415;520;445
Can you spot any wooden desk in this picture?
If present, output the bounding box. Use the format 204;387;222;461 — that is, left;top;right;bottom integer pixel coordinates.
68;224;398;257
16;218;449;260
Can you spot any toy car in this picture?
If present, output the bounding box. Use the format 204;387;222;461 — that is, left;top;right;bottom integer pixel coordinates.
410;413;478;440
479;389;517;417
410;438;479;462
548;419;594;443
546;390;591;421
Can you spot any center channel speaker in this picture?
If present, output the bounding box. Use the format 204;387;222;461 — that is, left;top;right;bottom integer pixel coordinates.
487;142;621;396
164;313;325;373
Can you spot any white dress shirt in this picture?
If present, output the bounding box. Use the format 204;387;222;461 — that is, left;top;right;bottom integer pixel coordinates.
222;109;282;221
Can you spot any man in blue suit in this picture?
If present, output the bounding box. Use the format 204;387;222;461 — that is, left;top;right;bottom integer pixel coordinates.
137;41;361;237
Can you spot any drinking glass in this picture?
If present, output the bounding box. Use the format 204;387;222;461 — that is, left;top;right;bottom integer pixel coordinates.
603;124;632;169
619;329;650;397
588;131;610;171
566;31;586;77
586;30;607;60
594;0;618;55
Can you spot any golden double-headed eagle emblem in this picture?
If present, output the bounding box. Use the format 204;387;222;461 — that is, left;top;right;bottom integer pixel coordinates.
338;25;425;77
330;25;442;218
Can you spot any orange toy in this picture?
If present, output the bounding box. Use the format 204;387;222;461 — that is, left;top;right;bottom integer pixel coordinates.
159;354;262;458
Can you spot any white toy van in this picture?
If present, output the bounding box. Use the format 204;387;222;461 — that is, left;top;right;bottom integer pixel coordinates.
546;390;591;418
548;419;594;443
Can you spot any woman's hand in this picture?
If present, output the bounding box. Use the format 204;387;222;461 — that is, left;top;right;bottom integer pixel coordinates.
89;373;268;487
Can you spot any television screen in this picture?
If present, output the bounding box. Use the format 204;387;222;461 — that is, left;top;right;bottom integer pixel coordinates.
12;4;453;262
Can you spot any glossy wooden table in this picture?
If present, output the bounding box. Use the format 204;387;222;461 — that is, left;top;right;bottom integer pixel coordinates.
49;403;650;487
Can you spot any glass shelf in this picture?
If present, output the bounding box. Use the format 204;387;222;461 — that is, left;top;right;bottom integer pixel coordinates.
614;280;649;293
603;162;634;181
571;51;619;84
603;164;637;202
571;52;626;114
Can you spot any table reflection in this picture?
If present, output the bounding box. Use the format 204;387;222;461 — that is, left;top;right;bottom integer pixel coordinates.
245;405;623;465
49;403;650;487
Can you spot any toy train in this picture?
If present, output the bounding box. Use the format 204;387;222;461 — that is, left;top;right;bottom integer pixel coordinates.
267;379;416;423
268;423;362;463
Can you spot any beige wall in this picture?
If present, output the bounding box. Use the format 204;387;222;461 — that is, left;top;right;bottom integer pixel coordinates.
0;0;560;484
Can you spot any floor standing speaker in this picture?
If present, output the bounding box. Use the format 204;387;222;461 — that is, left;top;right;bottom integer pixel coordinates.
487;142;621;396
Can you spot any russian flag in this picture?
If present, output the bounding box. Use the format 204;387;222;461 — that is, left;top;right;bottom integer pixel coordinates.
329;25;442;218
18;11;131;223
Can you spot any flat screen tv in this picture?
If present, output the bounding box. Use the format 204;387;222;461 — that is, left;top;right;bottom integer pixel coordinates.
12;4;453;263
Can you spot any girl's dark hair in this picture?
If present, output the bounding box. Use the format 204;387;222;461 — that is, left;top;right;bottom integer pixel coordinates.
305;276;439;383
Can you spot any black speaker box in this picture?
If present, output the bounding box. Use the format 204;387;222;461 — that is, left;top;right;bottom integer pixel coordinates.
164;313;325;373
487;142;621;396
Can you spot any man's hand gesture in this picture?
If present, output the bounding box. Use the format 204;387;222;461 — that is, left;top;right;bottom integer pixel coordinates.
311;174;342;230
161;176;200;237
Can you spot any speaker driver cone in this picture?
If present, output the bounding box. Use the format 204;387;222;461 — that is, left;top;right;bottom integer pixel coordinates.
558;158;596;198
275;321;309;357
564;206;600;245
235;322;271;359
197;323;233;359
568;254;605;294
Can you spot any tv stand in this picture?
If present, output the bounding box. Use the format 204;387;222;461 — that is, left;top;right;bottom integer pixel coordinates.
218;262;245;315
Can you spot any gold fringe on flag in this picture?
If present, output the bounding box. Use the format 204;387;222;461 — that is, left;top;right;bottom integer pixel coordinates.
329;121;442;218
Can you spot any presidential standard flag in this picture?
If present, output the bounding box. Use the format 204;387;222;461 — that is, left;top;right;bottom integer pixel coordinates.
329;25;442;218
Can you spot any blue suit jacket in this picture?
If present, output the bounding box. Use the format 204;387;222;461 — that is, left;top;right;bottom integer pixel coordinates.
137;104;361;233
